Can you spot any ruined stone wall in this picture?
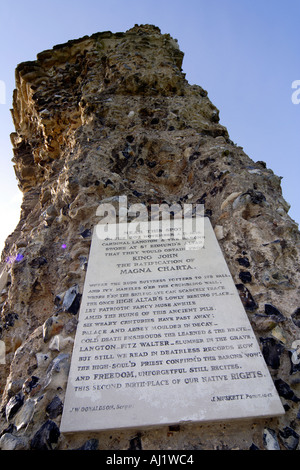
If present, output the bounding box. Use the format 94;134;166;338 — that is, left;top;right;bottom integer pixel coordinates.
0;24;299;450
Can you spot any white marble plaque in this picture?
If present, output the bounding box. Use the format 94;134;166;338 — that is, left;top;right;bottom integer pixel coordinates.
60;218;284;433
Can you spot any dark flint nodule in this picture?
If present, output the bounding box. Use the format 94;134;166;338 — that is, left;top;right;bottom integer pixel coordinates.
264;304;285;322
260;337;284;369
6;393;24;421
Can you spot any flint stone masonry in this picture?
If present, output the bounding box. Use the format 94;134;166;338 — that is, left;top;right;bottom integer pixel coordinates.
0;24;299;450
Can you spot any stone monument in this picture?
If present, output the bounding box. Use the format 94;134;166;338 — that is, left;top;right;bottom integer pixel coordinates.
0;25;299;450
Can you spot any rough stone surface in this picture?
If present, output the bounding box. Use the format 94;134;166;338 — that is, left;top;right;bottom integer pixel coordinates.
0;24;299;450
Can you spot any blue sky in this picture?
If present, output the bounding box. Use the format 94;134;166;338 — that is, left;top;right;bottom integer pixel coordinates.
0;0;299;251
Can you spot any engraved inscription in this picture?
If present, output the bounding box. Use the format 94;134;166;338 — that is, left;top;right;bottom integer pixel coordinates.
60;219;284;433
